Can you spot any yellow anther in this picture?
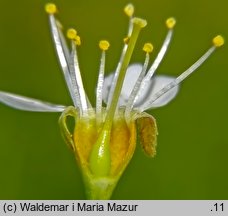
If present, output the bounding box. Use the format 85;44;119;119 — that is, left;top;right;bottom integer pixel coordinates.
123;36;130;44
67;28;77;40
132;17;147;28
45;3;57;14
166;17;176;29
213;35;225;47
99;40;110;51
143;43;153;53
73;35;81;46
124;3;134;17
66;28;81;46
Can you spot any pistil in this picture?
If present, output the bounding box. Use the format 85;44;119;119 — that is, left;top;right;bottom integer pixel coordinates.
89;17;147;177
104;18;147;127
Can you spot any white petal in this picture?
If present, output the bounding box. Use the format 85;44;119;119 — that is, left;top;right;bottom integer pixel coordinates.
103;64;142;106
135;75;179;109
102;73;114;104
0;91;66;112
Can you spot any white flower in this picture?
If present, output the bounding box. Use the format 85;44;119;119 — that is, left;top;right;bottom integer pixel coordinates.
0;3;224;199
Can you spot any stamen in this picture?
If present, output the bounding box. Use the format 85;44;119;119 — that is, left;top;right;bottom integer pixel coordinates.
105;17;147;126
45;6;79;108
166;17;176;29
67;28;77;39
124;3;135;35
143;42;154;53
67;30;91;110
124;4;134;36
96;40;110;123
45;3;57;14
74;35;82;46
68;30;89;116
213;35;225;47
57;22;70;60
63;28;84;112
67;28;82;46
139;35;225;112
124;3;134;17
99;40;110;51
136;17;176;103
123;36;130;44
125;43;153;122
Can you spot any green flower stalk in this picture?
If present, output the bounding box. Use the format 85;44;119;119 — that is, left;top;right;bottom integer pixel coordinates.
0;3;225;199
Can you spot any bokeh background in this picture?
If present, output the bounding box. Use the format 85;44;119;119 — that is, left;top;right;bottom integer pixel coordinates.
0;0;227;199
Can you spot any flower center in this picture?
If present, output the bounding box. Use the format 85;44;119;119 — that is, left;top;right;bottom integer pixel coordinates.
89;16;147;177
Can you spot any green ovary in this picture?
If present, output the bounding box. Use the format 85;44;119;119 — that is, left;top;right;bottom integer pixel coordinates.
73;112;135;177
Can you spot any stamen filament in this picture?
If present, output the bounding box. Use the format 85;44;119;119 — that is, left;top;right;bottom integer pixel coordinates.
140;38;223;112
68;42;84;110
136;18;175;103
96;52;105;122
57;22;71;62
96;40;110;123
67;28;91;115
47;13;78;107
125;44;152;122
71;42;89;116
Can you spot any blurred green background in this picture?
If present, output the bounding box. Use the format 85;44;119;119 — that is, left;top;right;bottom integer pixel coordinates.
0;0;227;199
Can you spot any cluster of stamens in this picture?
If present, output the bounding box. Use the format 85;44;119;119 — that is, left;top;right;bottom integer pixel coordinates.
45;3;224;128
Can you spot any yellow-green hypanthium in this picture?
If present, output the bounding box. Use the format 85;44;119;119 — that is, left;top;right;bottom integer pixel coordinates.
0;3;224;199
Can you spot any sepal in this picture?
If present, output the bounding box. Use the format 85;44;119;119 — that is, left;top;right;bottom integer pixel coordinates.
58;106;78;152
134;112;158;157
